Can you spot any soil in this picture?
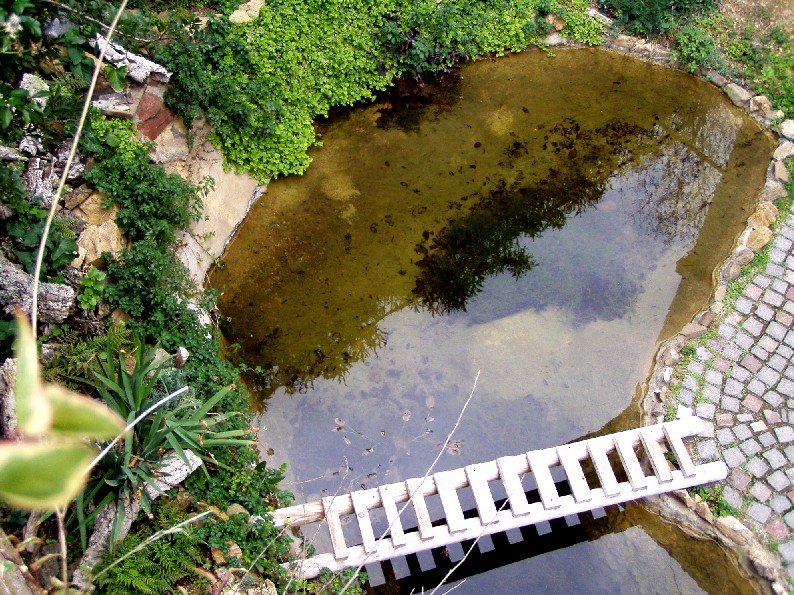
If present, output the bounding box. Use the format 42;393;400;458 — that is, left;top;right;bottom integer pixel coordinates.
719;0;793;38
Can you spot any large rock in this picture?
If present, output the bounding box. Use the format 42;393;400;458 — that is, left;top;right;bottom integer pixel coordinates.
150;120;190;164
724;83;752;107
73;219;127;269
773;141;794;161
73;191;115;227
0;254;75;324
747;226;774;251
91;34;171;83
780;119;794;141
230;0;266;22
136;88;175;142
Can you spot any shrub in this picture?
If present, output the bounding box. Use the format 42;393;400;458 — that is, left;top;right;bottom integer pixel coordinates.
673;25;720;72
599;0;716;37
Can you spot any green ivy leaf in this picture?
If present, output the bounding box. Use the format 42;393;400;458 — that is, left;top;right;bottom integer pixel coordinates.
105;65;128;93
0;442;93;510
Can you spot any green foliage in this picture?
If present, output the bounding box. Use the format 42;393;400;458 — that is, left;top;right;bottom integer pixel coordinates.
78;268;107;311
93;501;204;594
552;0;605;45
599;0;716;37
673;25;720;72
82;115;209;247
43;326;134;388
689;484;738;517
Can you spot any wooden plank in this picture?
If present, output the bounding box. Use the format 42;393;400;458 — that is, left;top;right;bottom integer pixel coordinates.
322;496;349;560
379;484;406;547
586;437;622;497
663;424;698;478
351;490;378;553
465;463;499;525
497;455;533;517
614;433;648;491
557;444;592;503
526;448;561;509
640;428;674;483
405;478;436;540
434;470;467;533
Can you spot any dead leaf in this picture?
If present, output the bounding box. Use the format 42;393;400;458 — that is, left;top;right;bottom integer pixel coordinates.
402;410;412;422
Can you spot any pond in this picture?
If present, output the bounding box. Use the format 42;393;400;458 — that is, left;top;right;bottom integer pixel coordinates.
211;47;774;593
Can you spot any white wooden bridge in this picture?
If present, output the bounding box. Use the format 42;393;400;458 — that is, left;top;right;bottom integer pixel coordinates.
271;416;726;580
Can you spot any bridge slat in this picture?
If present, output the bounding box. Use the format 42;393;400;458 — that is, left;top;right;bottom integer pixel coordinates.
497;455;532;517
351;490;378;553
379;484;407;547
322;496;349;560
557;444;592;503
663;424;698;478
465;463;499;524
614;433;648;491
405;478;436;540
639;428;674;483
526;448;561;509
434;470;467;533
586;437;622;497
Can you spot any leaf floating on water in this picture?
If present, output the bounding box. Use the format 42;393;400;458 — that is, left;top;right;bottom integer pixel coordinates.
343;436;352;446
266;448;275;456
335;417;346;427
425;395;436;409
367;472;377;480
425;416;434;423
402;410;412;422
446;439;464;456
380;430;386;436
363;447;374;455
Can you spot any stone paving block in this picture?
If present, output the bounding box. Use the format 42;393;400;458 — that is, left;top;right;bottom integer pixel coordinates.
735;297;754;314
784;512;794;531
785;445;794;463
785;300;794;315
737;413;754;422
771;248;788;263
722;343;744;361
687;360;705;375
771;495;792;513
751;345;769;360
777;311;794;328
734;424;752;440
767;519;790;541
735;332;755;351
683;376;700;392
749;280;767;295
769;353;787;372
779;378;794;398
760;335;780;352
745;317;765;337
720;396;741;413
696;346;712;360
698;420;715;439
773;278;790;293
743;394;763;412
678;388;694;406
770;470;792;491
696;403;716;419
767;263;785;278
748;502;772;524
747;456;771;477
704;369;723;386
725;378;744;397
729;468;752;490
696;439;718;460
759;366;782;386
756;303;776;321
751;420;768;432
749;379;766;395
716;412;734;427
769;321;789;341
764;449;788;469
718;323;736;339
776;426;794;443
751;482;773;502
760;432;777;448
739;353;764;374
787;330;794;348
740;438;762;456
703;384;720;402
716;427;735;446
764;409;783;424
722;486;744;511
778;345;794;359
765;290;785;307
764;391;785;408
713;358;731;372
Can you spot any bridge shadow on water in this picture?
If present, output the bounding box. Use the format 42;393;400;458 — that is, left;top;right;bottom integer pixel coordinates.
363;479;740;594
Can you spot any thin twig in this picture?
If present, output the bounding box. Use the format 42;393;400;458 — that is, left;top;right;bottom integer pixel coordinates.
55;507;67;595
30;0;129;335
337;371;480;594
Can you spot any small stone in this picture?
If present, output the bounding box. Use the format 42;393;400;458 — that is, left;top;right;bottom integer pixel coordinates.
716;412;734;427
724;83;752;106
778;540;794;561
769;470;791;491
743;394;764;413
740;438;762;456
767;519;789;541
781;120;794;141
774;141;794;161
775;426;794;443
729;468;752;490
771;495;792;514
764;449;788;470
765;410;783;424
750;481;773;502
723;447;747;469
746;456;771;478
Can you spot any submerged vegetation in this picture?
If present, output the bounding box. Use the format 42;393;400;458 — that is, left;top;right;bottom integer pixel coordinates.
0;0;789;592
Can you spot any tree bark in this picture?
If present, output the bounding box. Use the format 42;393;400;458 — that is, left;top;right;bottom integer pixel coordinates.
0;254;75;324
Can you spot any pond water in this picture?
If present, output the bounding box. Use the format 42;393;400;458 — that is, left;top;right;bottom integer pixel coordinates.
211;47;774;593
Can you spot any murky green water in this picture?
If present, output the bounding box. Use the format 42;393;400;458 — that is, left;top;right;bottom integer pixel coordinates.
212;48;774;592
